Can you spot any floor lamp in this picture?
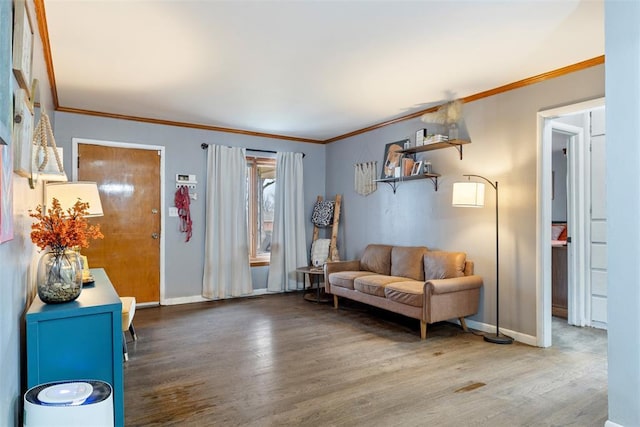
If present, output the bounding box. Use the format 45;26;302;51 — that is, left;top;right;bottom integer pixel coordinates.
452;175;513;345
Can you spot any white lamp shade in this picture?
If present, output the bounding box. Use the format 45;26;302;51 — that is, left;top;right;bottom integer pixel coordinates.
452;182;485;207
45;182;104;217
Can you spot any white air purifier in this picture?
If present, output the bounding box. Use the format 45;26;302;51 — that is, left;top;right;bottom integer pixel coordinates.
24;380;113;427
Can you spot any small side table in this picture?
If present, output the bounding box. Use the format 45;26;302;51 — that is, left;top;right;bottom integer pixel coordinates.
296;266;329;303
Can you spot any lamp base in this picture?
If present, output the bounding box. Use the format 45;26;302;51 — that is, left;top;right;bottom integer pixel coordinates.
484;333;513;345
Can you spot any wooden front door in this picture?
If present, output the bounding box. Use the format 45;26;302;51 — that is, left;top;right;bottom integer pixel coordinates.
78;143;161;303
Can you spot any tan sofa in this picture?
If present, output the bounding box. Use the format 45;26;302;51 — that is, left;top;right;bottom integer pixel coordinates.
325;244;483;339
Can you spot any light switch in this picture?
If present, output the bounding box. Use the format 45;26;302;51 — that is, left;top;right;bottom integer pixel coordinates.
169;207;179;217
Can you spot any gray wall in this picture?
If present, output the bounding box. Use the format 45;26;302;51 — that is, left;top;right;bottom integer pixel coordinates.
52;112;326;299
325;65;605;338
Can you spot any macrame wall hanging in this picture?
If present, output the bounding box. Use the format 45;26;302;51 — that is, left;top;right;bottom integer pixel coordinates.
31;110;67;185
354;161;377;196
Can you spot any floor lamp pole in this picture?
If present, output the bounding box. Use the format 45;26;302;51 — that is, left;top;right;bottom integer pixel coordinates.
482;179;513;344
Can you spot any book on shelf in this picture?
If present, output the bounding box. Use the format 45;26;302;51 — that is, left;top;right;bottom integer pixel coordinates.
424;134;449;145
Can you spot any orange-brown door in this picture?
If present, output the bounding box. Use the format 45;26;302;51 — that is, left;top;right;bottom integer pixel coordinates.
78;143;161;303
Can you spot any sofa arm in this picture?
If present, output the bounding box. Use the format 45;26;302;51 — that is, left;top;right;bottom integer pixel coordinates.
324;260;361;275
324;260;361;291
424;275;483;295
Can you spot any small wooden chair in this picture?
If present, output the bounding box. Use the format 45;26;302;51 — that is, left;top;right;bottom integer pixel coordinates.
120;296;137;361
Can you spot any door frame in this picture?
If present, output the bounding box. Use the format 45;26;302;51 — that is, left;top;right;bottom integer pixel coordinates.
551;122;590;327
72;137;166;305
536;97;604;347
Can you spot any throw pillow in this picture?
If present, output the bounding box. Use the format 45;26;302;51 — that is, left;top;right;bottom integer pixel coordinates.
424;251;466;280
311;201;334;227
311;239;331;267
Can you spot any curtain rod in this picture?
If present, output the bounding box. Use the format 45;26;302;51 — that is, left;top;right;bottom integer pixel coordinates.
200;143;305;158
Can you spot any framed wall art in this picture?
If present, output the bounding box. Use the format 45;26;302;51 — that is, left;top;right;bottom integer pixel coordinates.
13;88;34;178
0;0;12;146
12;0;34;97
381;140;404;179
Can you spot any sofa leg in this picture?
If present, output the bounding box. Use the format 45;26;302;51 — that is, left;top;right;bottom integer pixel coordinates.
333;295;339;309
420;321;427;340
459;317;468;332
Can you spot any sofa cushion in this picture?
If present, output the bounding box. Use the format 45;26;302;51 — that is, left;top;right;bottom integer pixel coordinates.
424;251;466;280
329;271;377;290
384;281;425;307
360;244;393;275
391;246;429;280
354;275;406;297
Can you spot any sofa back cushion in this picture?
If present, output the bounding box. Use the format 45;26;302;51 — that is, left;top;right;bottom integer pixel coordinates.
424;251;466;280
360;244;393;275
391;246;429;281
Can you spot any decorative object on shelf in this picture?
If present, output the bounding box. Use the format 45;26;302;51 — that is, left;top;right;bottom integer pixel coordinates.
30;197;104;303
420;99;463;125
452;174;513;345
381;140;405;179
415;129;426;147
411;161;423;176
424;161;433;174
420;99;463;140
354;161;377;196
402;158;414;176
424;134;449;145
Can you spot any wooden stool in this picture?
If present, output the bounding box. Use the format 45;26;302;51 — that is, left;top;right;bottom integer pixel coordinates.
120;297;137;361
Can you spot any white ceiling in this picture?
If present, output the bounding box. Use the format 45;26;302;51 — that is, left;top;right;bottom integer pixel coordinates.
43;0;604;142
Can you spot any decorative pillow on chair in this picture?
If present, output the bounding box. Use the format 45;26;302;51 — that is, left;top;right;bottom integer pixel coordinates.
311;201;335;227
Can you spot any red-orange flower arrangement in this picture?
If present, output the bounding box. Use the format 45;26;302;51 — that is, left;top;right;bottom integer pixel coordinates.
30;198;104;252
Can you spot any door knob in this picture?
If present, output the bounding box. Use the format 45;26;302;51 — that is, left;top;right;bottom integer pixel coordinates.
151;233;159;239
151;208;158;214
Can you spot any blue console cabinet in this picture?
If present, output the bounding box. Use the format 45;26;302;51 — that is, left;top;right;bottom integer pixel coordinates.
26;268;124;426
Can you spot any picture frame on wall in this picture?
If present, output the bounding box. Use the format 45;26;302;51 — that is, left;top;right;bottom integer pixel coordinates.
13;88;34;178
381;140;404;179
12;0;34;97
0;0;13;146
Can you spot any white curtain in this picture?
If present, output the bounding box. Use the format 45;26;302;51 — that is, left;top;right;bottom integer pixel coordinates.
267;152;307;292
202;145;253;299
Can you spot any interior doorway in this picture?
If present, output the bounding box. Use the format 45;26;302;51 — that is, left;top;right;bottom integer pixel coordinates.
536;97;605;347
72;138;166;304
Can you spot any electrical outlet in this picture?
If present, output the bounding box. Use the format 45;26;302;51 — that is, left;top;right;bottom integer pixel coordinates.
169;207;179;217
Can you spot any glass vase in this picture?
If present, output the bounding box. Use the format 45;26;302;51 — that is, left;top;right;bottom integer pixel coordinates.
36;249;83;303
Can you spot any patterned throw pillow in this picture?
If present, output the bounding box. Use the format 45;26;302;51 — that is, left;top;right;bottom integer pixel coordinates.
311;201;335;227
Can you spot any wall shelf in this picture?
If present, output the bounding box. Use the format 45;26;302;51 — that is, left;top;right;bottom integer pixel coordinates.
400;139;470;160
375;173;441;194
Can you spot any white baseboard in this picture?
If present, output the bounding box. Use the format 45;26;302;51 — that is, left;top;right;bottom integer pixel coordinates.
457;318;538;347
161;288;271;306
605;421;623;427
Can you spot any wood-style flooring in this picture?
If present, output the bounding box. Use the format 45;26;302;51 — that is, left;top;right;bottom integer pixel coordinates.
123;293;607;426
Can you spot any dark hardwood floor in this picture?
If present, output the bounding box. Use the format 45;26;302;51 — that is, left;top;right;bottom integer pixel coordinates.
123;293;607;426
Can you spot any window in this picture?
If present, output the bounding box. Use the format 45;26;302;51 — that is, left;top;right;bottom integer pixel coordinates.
247;156;276;265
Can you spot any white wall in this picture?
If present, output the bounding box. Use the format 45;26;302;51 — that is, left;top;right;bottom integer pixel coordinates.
325;65;605;339
605;1;640;426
